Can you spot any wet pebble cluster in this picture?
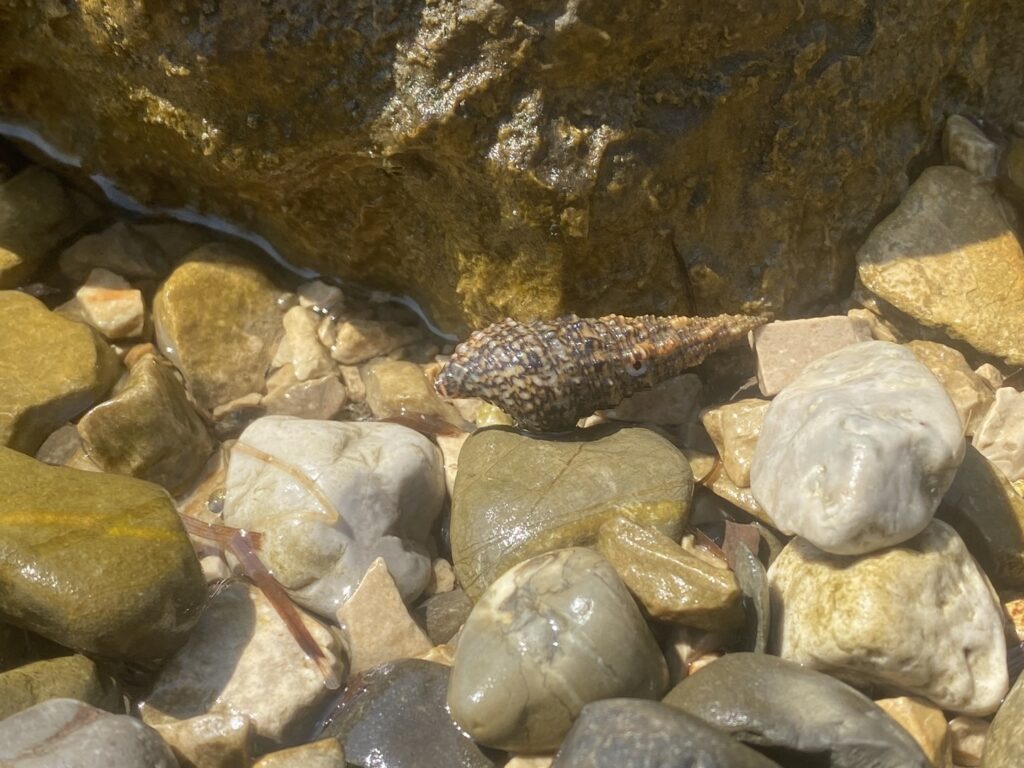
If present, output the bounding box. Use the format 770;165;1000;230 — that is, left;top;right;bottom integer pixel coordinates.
0;114;1023;768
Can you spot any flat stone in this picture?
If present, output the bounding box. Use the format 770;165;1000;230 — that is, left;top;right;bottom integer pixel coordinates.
335;557;432;674
0;698;177;767
751;341;965;555
662;652;931;767
700;398;769;487
981;673;1024;767
223;417;445;617
451;424;692;599
939;444;1024;589
0;166;99;288
363;359;464;423
151;713;252;768
905;340;994;436
551;699;780;768
750;315;873;396
0;447;206;661
0;654;121;720
153;244;283;410
0;291;121;454
943;115;999;178
318;659;495;768
78;355;216;494
261;370;347;420
413;588;472;645
596;515;742;629
59;221;169;282
253;738;345;768
327;317;420;365
448;548;668;752
972;387;1024;483
74;268;146;339
768;521;1008;715
856;165;1024;365
948;715;988;767
599;373;702;426
280;306;336;381
874;696;952;768
141;582;346;751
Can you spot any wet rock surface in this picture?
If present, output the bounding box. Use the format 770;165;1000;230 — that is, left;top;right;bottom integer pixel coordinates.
0;290;121;454
451;424;692;599
78;354;216;493
3;4;1024;331
0;654;121;720
318;659;496;768
448;548;668;752
980;673;1024;768
662;653;931;768
751;341;965;554
153;244;283;411
141;582;346;751
222;416;445;617
768;521;1007;715
0;698;178;768
0;447;206;661
551;699;781;768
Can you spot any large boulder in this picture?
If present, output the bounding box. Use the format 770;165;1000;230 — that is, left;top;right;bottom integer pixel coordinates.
1;3;1022;331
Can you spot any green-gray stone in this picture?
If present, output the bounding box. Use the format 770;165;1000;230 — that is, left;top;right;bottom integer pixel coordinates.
0;447;207;662
153;244;283;411
596;515;742;630
0;167;99;288
662;653;931;768
451;425;693;599
939;443;1024;588
0;654;122;719
78;355;216;494
0;291;121;454
983;673;1024;767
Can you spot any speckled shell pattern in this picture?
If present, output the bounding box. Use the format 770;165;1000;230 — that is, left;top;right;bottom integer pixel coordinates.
436;313;768;432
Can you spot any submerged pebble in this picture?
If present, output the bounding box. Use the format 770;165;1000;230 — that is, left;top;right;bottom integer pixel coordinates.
448;548;668;752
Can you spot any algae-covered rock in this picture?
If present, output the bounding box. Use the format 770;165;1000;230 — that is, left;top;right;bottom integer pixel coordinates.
0;291;121;454
0;655;122;720
451;425;692;599
596;515;742;630
0;447;206;662
2;4;1023;330
153;244;283;411
0;166;99;288
78;355;216;494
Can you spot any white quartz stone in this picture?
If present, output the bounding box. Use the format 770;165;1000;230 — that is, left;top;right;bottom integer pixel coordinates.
222;416;445;617
768;521;1008;716
750;341;965;554
972;387;1024;484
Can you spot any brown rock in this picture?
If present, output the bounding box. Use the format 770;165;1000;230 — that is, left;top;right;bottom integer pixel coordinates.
151;713;253;768
596;516;743;630
750;316;873;396
59;221;169;282
700;398;769;487
253;739;345;768
3;5;1023;330
874;696;952;768
972;387;1024;483
363;360;463;424
335;558;432;674
0;166;99;288
905;340;994;436
857;166;1024;365
0;291;121;454
948;715;987;767
153;244;283;411
73;268;146;340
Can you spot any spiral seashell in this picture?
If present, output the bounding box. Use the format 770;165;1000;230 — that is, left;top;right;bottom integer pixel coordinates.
435;312;769;431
